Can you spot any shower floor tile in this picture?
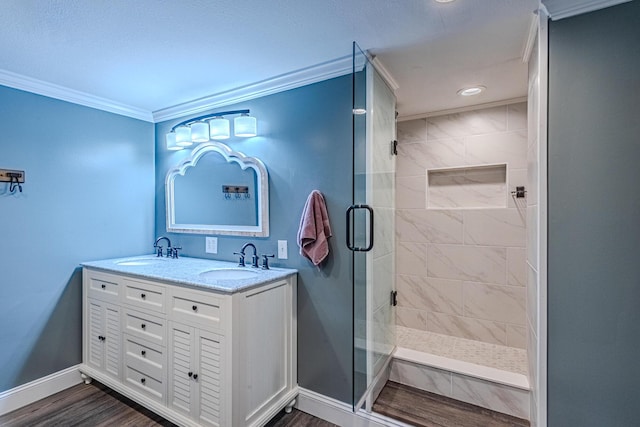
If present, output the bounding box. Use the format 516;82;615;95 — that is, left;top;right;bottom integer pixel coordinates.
396;326;527;375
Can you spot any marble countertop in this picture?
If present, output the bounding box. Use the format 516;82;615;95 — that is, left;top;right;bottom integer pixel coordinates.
81;255;297;294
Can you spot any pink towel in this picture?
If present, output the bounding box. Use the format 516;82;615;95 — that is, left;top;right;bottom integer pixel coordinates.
297;190;332;266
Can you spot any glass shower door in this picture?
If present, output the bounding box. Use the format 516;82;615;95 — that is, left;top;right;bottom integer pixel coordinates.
350;42;396;412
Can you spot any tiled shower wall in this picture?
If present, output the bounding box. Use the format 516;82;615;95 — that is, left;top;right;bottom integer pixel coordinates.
395;103;528;349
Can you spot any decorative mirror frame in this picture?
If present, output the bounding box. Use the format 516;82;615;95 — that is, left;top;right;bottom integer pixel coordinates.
166;142;269;237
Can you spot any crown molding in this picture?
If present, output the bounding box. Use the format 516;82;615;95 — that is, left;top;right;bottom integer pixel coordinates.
370;56;400;92
397;96;528;122
543;0;631;20
0;69;153;122
153;55;352;123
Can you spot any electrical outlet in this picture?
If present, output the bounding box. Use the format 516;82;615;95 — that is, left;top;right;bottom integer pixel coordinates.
278;240;288;259
205;237;218;254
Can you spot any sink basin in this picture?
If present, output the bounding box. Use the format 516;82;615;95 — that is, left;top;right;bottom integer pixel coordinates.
199;268;260;280
116;257;168;266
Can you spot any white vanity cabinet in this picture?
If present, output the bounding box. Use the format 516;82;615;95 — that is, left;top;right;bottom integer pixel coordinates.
80;263;297;427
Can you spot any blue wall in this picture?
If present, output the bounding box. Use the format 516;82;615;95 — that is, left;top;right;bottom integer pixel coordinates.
548;2;640;425
155;75;355;402
0;86;155;392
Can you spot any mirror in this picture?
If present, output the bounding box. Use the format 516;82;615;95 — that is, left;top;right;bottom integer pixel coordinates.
166;142;269;236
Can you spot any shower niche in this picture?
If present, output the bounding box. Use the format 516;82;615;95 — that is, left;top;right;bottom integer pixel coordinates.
426;163;507;209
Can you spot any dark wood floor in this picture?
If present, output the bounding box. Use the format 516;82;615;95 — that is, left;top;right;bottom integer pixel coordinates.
0;380;530;427
373;381;530;427
0;382;334;427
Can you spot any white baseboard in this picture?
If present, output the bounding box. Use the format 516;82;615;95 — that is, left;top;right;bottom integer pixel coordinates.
0;365;82;416
296;387;412;427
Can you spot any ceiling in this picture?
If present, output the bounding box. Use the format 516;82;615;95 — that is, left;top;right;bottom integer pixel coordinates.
0;0;623;122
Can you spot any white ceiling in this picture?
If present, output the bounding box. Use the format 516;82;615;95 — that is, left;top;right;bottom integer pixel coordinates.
0;0;612;122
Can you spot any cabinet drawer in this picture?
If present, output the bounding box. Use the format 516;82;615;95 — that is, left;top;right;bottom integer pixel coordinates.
170;289;223;329
124;280;165;313
124;309;165;347
124;335;164;380
87;274;120;303
125;365;164;402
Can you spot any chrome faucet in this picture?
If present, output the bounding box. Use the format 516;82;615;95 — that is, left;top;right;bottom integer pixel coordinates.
235;243;259;268
154;236;172;257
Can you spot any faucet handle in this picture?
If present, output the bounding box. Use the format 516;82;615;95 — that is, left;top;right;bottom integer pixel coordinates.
154;246;163;257
170;246;182;259
233;252;246;267
261;254;275;270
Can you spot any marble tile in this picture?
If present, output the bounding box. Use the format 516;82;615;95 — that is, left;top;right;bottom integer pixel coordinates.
396;210;463;244
390;359;452;396
507;102;528;131
507;248;526;287
451;375;530;419
427;312;507;345
396;326;456;357
427;244;507;284
427;167;507;209
463;282;526;325
396;326;528;375
396;274;463;315
396;241;427;277
396;306;427;330
396;175;426;209
372;304;395;366
372;253;394;310
398;118;427;143
396;142;429;177
508;168;528;209
463;209;526;247
372;207;394;260
372;172;394;209
507;325;527;349
465;130;528;170
427;106;507;140
423;137;466;169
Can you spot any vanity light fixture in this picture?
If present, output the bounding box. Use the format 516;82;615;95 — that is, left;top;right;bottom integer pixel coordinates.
209;116;230;140
166;132;181;150
175;125;193;147
233;113;257;137
457;85;486;96
165;109;257;150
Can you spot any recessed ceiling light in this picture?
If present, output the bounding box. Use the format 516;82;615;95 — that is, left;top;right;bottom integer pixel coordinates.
457;86;486;96
434;0;456;3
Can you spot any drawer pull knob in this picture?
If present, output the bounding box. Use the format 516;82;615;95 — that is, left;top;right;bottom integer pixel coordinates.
140;378;146;384
98;335;104;341
141;350;146;356
101;284;106;289
192;305;197;311
188;371;193;378
193;373;198;380
141;324;146;329
141;293;146;299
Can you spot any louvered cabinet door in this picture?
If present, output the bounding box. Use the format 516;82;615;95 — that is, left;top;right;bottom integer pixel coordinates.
86;298;121;379
194;330;223;427
168;322;223;426
168;322;195;418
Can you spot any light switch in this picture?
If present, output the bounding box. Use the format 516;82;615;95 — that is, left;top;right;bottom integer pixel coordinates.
278;240;288;259
205;237;218;254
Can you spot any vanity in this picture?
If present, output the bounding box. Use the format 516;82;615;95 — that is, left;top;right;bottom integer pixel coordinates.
79;255;297;427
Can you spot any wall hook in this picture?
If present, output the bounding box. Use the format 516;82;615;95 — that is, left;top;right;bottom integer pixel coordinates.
1;169;25;193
